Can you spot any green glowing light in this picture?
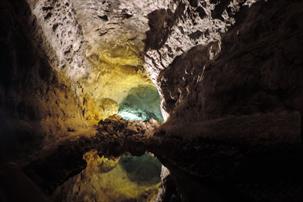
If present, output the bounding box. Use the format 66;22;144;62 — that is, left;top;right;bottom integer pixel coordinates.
118;111;145;121
118;85;163;122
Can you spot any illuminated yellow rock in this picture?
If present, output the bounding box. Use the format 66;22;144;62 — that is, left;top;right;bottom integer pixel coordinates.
98;98;119;120
80;39;155;123
52;40;163;202
82;94;102;123
98;42;143;67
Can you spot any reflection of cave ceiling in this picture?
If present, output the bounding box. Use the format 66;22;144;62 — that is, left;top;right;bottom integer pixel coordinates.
54;151;162;202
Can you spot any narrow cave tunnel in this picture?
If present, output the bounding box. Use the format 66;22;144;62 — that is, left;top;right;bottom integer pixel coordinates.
1;0;303;202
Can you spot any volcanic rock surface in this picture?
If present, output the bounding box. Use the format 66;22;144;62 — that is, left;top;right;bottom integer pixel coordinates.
1;0;303;202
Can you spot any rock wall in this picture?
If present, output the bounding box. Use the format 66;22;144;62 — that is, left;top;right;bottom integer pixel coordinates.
21;0;258;130
158;0;303;126
2;0;303;201
29;0;87;80
143;0;258;116
0;0;88;161
152;0;303;201
26;0;169;126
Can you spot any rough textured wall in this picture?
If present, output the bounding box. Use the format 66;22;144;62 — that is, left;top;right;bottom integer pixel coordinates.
153;0;303;201
1;0;269;151
158;0;303;125
2;0;303;201
144;0;255;72
143;0;258;116
0;0;88;161
24;0;259;125
26;0;171;125
27;0;88;80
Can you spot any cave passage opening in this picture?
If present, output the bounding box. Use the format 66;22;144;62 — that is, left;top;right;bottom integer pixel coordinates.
118;84;164;122
84;40;165;124
115;84;164;201
59;40;166;201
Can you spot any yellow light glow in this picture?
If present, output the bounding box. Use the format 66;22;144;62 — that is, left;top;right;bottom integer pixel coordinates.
82;39;155;123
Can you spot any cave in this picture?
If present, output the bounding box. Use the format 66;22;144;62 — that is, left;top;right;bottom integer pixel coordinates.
1;0;303;202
